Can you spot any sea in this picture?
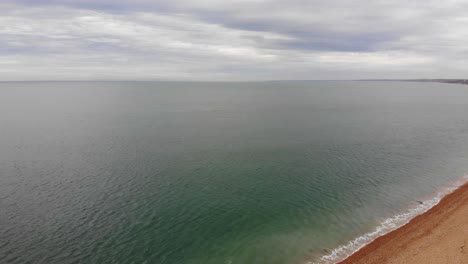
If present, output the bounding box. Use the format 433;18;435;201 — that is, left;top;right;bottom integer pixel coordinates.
1;81;468;264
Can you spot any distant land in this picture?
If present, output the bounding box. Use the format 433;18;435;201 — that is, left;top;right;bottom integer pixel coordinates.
358;79;468;85
410;79;468;85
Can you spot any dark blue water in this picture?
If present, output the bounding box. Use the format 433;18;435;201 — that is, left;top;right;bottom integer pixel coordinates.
1;81;468;264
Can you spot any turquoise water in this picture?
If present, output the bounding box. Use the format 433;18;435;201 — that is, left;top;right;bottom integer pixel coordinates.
1;81;468;264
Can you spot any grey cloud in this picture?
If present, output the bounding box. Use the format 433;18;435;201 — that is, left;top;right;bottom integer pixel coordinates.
0;0;467;80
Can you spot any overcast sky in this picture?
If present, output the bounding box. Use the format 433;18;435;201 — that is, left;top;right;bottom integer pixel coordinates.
1;0;467;81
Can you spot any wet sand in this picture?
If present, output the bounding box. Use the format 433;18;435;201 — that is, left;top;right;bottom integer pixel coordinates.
339;182;468;264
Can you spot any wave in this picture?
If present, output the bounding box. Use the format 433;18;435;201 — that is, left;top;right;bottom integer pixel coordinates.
311;174;468;264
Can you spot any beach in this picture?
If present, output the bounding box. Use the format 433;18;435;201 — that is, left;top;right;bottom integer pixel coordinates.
339;182;468;264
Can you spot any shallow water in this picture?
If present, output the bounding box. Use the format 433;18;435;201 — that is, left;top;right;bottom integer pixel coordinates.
1;81;468;264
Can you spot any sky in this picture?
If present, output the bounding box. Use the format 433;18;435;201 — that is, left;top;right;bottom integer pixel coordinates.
1;0;467;81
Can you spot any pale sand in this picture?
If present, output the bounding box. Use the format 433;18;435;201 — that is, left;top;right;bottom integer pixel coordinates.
339;182;468;264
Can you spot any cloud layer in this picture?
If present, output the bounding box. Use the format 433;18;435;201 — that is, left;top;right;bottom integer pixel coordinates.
1;0;468;80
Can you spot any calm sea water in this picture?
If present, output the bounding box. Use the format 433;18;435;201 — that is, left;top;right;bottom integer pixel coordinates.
1;81;468;264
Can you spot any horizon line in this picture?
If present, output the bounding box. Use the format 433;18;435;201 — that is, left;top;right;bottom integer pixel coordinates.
0;78;467;83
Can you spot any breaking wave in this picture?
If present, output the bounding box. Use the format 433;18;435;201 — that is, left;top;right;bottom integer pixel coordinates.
312;175;468;264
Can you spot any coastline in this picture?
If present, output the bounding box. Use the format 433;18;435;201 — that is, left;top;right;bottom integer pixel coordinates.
337;181;468;264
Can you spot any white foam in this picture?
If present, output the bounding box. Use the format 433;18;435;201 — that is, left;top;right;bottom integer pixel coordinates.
313;175;468;264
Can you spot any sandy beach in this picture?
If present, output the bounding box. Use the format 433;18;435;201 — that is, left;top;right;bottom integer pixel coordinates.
339;182;468;264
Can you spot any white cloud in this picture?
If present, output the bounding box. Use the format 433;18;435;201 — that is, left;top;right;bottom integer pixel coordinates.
0;1;467;80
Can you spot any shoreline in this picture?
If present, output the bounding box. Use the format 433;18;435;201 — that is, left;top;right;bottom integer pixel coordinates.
337;181;468;264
